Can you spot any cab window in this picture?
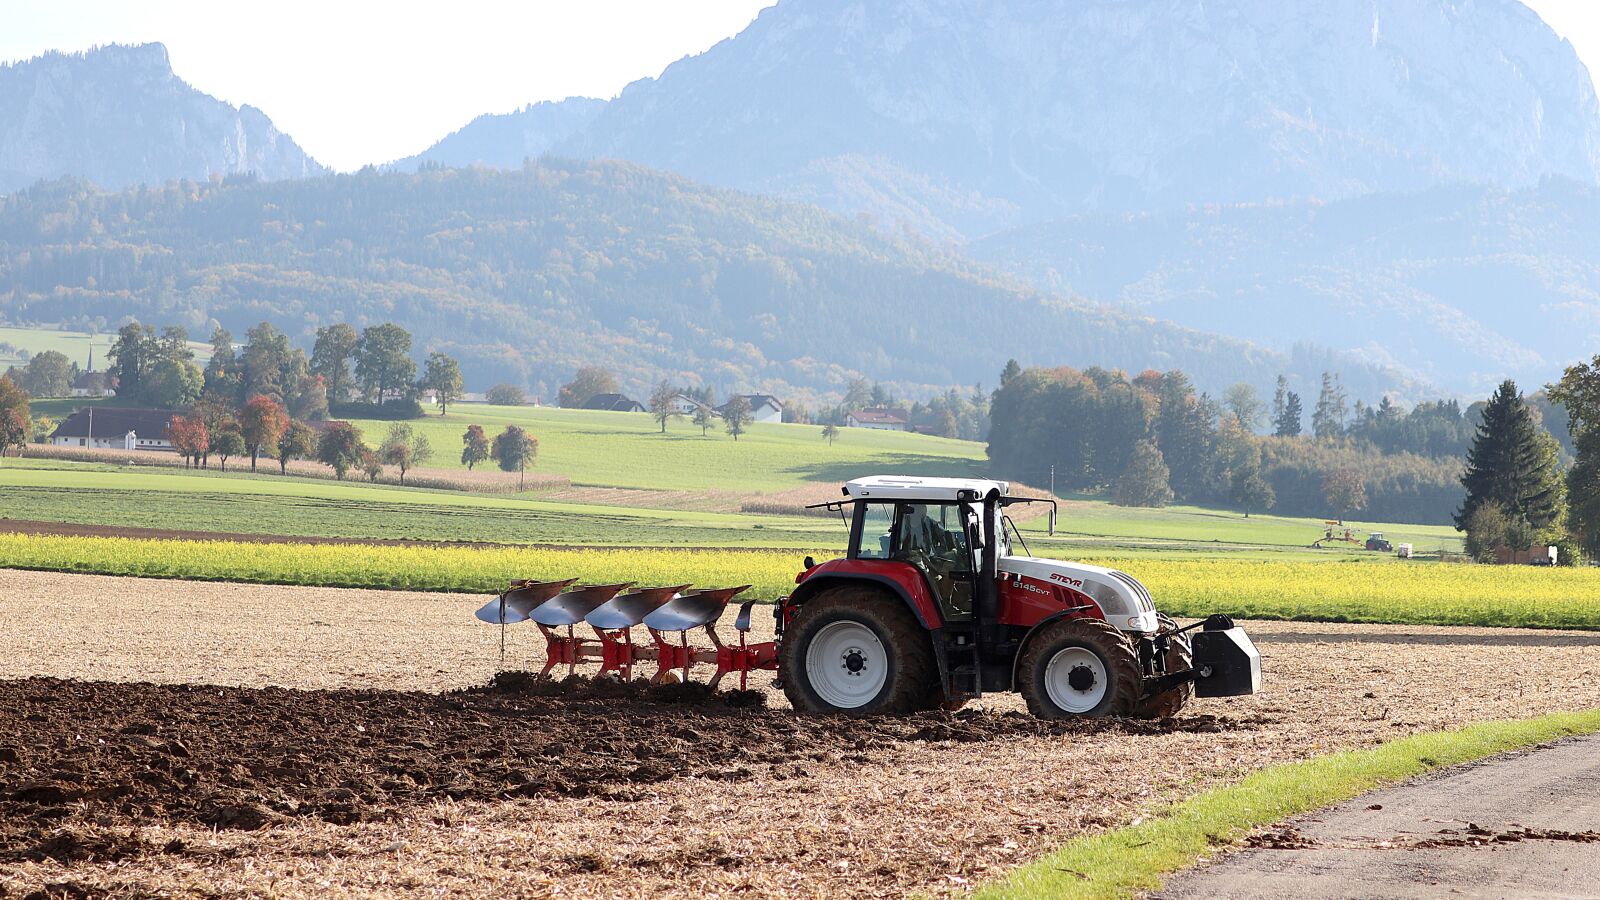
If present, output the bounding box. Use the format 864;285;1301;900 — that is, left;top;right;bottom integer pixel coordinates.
853;503;895;559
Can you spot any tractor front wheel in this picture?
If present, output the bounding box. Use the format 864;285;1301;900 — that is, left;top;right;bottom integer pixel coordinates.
780;587;939;715
1132;613;1193;719
1017;618;1142;719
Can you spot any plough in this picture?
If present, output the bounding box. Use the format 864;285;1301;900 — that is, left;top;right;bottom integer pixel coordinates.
475;580;778;689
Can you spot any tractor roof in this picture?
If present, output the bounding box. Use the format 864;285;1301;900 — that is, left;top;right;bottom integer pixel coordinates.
843;475;1010;502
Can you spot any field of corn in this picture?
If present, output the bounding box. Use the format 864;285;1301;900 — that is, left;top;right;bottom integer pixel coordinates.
2;532;1596;629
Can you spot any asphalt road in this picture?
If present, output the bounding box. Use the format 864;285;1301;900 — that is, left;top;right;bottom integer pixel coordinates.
1159;734;1600;899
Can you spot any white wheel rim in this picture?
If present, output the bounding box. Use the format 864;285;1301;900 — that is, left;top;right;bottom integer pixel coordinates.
1043;647;1108;714
806;621;888;709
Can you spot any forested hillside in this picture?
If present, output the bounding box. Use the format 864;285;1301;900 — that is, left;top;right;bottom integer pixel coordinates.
969;181;1600;396
0;161;1417;402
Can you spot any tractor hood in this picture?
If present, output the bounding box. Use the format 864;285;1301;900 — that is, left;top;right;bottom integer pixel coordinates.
998;557;1160;633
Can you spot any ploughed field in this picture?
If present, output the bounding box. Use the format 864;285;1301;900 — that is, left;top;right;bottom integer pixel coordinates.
2;570;1599;898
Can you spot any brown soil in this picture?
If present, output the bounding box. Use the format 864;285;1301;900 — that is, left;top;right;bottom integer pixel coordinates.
0;676;1248;867
2;570;1599;898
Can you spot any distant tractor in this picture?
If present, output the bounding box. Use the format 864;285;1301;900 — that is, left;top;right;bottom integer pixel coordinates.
1365;532;1393;553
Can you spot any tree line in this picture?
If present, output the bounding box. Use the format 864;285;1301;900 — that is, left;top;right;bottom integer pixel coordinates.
986;361;1519;526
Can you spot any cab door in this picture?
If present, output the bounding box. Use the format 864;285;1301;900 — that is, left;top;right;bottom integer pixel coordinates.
890;502;976;621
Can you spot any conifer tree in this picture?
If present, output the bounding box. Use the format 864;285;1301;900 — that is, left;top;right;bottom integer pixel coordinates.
1455;380;1559;530
1274;391;1303;437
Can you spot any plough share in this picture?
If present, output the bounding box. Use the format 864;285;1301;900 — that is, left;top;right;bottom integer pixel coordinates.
476;580;778;690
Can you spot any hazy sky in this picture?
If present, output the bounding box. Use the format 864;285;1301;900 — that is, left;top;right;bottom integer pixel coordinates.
1;0;1596;172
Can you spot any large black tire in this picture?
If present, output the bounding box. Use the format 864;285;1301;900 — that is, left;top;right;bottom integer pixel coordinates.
780;586;940;715
1017;618;1141;719
1132;613;1193;719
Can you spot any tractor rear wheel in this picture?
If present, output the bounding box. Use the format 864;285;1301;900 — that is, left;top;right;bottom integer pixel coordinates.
1017;618;1141;719
780;587;939;715
1133;613;1193;719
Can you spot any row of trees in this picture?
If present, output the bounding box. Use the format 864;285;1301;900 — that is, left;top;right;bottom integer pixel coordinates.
104;319;466;420
987;361;1472;523
3;349;79;398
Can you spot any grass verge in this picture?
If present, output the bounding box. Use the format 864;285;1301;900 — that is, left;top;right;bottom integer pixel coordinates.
977;708;1600;899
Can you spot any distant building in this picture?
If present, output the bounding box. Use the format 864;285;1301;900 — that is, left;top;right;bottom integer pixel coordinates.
581;393;646;413
846;408;909;431
720;394;784;424
669;393;718;417
50;407;176;451
70;371;114;398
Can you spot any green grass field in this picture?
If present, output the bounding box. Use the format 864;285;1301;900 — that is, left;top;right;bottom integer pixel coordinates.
342;404;988;492
0;325;114;370
0;325;210;384
0;460;843;548
0;452;1465;558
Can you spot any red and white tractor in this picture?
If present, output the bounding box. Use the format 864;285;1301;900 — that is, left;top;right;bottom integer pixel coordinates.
476;474;1260;719
777;476;1260;717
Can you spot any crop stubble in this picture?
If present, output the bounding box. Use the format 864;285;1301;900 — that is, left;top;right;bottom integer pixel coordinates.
1;569;1599;898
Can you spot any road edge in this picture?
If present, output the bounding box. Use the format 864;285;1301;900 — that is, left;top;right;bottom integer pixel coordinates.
975;708;1600;900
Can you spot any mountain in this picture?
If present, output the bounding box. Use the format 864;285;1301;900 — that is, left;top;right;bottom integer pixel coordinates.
967;180;1600;395
0;162;1421;404
0;43;324;195
552;0;1600;239
387;97;606;171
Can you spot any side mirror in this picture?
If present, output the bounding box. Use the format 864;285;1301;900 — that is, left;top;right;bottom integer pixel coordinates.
803;555;815;570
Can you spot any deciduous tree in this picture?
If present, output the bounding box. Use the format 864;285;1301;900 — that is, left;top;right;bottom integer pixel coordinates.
237;395;289;471
166;415;209;469
1321;468;1367;519
693;403;717;436
491;425;539;490
723;395;753;441
311;323;360;404
355;323;416;402
1116;441;1173;507
461;424;490;469
0;376;30;459
420;352;464;415
649;380;679;433
316;421;366;480
17;350;75;398
380;423;433;484
821;423;839;445
557;366;618;408
486;383;526;406
275;420;317;475
211;428;246;472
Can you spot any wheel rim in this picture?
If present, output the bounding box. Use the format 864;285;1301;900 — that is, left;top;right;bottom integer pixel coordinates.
1043;646;1108;714
806;620;888;709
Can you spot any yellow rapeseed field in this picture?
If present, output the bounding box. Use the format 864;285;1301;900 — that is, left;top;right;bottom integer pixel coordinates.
1;533;1597;628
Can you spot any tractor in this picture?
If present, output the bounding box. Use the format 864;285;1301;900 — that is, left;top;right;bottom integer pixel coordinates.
1364;532;1393;553
476;475;1261;719
778;476;1260;718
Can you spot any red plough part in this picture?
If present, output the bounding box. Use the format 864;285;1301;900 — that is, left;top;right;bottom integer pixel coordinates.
474;581;778;689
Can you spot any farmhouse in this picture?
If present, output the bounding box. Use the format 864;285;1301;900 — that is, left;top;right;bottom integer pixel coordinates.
50;407;176;451
581;393;646;413
668;393;717;417
720;394;783;424
846;408;908;431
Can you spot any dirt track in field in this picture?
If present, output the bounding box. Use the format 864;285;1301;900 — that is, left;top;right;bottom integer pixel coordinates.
2;569;1599;898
